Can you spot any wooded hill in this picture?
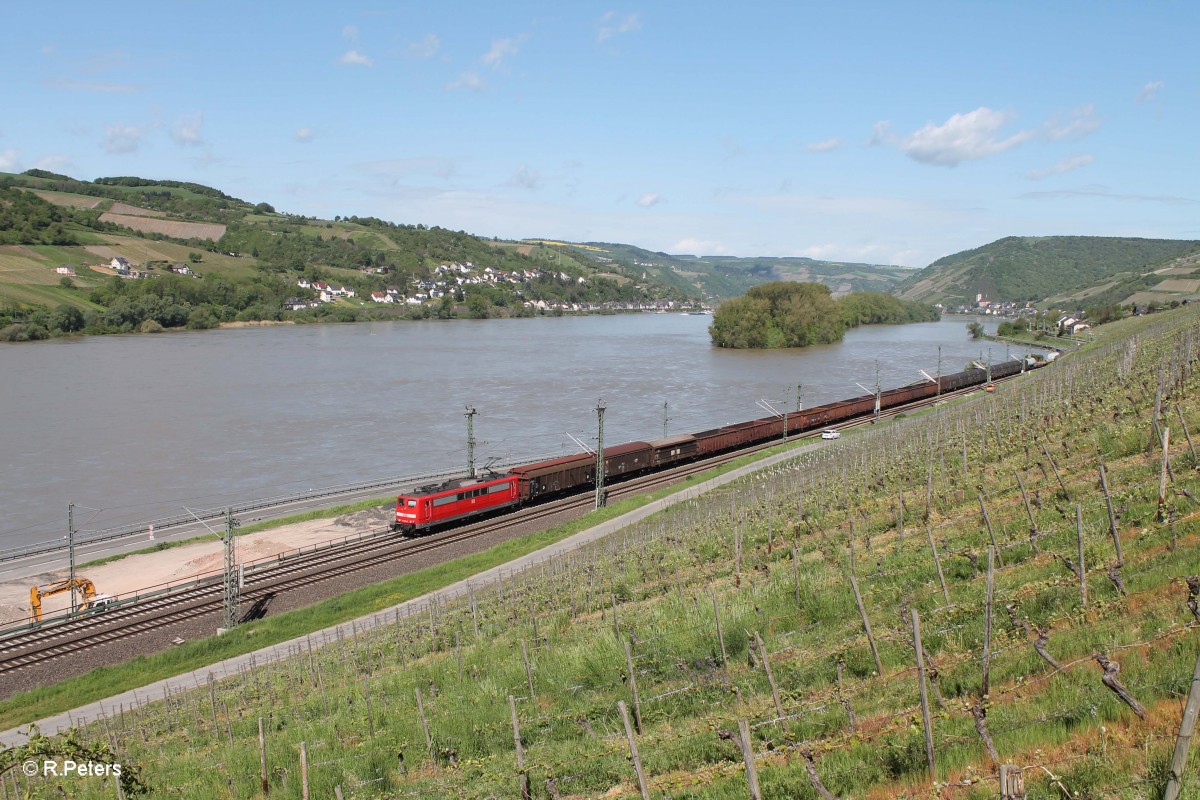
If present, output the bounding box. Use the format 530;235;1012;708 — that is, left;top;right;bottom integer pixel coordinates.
560;240;913;303
896;235;1200;308
0;170;695;339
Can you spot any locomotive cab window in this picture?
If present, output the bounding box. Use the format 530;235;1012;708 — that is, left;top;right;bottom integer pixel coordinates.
405;499;416;508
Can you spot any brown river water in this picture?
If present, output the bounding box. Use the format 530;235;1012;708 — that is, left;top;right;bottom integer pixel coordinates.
0;313;1013;551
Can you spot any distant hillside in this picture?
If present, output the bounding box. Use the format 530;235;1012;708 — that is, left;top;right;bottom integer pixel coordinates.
896;235;1200;307
0;171;696;339
545;241;912;301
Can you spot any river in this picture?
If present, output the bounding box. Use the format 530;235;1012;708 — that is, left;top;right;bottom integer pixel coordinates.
0;314;1014;552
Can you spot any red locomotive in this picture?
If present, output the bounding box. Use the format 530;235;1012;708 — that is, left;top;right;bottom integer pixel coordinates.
393;357;1038;533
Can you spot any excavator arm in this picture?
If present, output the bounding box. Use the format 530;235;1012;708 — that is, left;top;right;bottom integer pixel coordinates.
29;577;99;624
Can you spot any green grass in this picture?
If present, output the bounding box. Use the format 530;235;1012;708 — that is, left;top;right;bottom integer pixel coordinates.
0;445;796;731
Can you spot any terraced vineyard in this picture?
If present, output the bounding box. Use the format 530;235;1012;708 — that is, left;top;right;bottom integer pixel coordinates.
3;309;1200;798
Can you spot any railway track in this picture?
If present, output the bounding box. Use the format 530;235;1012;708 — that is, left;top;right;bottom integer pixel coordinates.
0;380;994;678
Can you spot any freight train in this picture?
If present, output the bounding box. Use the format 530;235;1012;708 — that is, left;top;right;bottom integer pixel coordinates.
392;357;1034;533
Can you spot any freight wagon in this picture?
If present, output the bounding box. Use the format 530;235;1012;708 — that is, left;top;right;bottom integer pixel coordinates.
392;359;1040;533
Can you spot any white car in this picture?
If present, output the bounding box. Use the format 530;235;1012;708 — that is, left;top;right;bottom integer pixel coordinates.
820;428;840;440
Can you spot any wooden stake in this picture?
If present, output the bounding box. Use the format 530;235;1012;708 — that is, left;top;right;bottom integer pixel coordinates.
1176;403;1197;461
911;608;936;782
712;589;728;669
258;717;269;795
848;567;883;675
618;701;651;800
1041;442;1071;500
1098;458;1123;566
982;547;994;699
521;639;535;699
925;526;950;604
753;631;785;726
737;718;762;800
1160;426;1171;522
509;695;531;800
625;639;643;735
1016;473;1040;554
1076;504;1087;609
836;658;857;732
300;741;309;800
364;677;375;738
977;493;1004;566
1163;650;1200;800
415;687;434;767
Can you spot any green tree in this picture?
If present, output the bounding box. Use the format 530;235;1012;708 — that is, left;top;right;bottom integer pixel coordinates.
967;322;985;339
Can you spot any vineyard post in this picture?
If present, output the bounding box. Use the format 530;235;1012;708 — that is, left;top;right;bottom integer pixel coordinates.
625;639;643;735
712;589;728;669
509;695;531;800
737;718;763;800
258;717;268;795
1097;458;1123;565
925;526;950;604
1016;473;1040;553
912;608;936;783
848;542;883;675
1076;505;1087;609
618;701;651;800
754;631;785;727
1163;650;1200;800
978;493;1004;566
415;687;434;768
364;678;375;738
521;639;535;698
300;741;309;800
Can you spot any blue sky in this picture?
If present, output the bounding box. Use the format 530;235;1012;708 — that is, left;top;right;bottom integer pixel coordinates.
2;1;1197;267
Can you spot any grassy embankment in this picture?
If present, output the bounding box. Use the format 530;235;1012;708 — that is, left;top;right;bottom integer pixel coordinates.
0;445;793;731
4;307;1200;798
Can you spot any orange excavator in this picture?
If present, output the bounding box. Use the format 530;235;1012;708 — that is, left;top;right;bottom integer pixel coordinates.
29;578;113;624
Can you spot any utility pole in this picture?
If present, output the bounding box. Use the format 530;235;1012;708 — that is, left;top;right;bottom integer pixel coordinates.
796;383;802;412
662;401;669;438
465;406;477;479
595;399;607;509
222;508;240;632
874;360;881;421
68;503;76;614
936;345;942;398
986;350;993;384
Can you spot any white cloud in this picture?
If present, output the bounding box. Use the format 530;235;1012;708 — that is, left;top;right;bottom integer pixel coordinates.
868;120;895;146
103;124;145;154
1028;154;1094;180
1136;81;1164;103
508;166;541;190
35;154;73;172
805;137;843;153
406;33;441;60
637;192;662;208
340;50;372;66
671;238;733;256
597;12;641;43
342;24;359;42
295;127;315;143
170;113;204;146
483;37;521;69
0;149;20;171
1043;104;1100;141
900;107;1034;166
447;71;485;92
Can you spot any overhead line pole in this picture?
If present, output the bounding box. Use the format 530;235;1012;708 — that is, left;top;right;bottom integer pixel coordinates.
465;406;477;479
68;503;76;614
595;399;607;509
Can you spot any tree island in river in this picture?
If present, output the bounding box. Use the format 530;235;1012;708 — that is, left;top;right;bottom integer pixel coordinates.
708;281;940;348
